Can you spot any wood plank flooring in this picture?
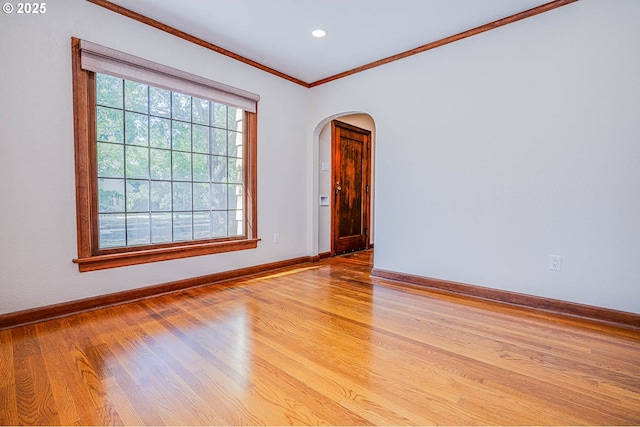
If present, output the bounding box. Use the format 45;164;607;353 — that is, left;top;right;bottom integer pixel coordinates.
1;250;639;425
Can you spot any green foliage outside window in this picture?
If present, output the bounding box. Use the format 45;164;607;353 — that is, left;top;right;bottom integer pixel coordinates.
95;73;245;249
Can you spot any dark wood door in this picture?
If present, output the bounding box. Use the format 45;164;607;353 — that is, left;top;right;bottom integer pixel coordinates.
332;120;371;255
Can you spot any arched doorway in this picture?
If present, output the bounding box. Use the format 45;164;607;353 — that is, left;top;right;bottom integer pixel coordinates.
313;113;376;257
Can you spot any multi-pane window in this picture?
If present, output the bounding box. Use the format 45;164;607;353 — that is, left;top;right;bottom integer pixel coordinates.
72;38;258;272
95;74;245;249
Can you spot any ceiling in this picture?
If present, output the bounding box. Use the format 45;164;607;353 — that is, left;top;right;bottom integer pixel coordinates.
105;0;557;85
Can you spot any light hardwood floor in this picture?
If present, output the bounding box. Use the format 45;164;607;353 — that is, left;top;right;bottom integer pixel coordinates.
1;250;639;425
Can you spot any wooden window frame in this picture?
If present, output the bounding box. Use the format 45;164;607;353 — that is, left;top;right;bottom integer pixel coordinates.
71;38;258;272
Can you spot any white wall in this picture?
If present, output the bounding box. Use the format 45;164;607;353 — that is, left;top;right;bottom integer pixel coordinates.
0;0;311;314
317;114;376;254
310;0;640;314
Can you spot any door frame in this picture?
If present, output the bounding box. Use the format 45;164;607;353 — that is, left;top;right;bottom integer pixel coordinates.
331;120;372;256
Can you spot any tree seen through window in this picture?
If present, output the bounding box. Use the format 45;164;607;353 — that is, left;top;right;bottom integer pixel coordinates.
95;73;245;249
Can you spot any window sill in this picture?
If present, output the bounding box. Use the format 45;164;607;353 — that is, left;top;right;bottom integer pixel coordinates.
73;238;260;272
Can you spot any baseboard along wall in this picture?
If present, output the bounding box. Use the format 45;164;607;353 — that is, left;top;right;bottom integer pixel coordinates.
371;268;640;332
2;253;638;333
0;256;316;330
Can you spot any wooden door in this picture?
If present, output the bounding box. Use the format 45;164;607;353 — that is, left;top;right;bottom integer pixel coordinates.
332;120;371;255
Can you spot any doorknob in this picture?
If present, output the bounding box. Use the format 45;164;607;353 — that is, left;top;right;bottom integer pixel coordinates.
335;181;341;194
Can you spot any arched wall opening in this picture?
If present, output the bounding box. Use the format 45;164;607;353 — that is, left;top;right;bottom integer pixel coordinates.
312;112;376;256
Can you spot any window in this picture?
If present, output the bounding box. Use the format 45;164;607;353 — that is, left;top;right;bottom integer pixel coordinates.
72;38;259;272
95;74;246;247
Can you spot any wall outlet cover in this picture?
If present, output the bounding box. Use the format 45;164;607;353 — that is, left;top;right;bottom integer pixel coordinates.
549;255;562;271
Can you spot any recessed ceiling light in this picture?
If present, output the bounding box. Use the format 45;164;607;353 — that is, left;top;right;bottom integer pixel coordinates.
311;29;327;38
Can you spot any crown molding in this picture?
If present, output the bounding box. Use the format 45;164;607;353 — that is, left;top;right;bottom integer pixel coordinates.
86;0;311;87
87;0;579;88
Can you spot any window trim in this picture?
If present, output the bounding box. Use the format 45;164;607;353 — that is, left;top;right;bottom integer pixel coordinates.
71;38;258;272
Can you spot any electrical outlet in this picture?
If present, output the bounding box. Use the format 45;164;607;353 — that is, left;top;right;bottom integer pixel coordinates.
549;255;562;271
273;232;280;244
